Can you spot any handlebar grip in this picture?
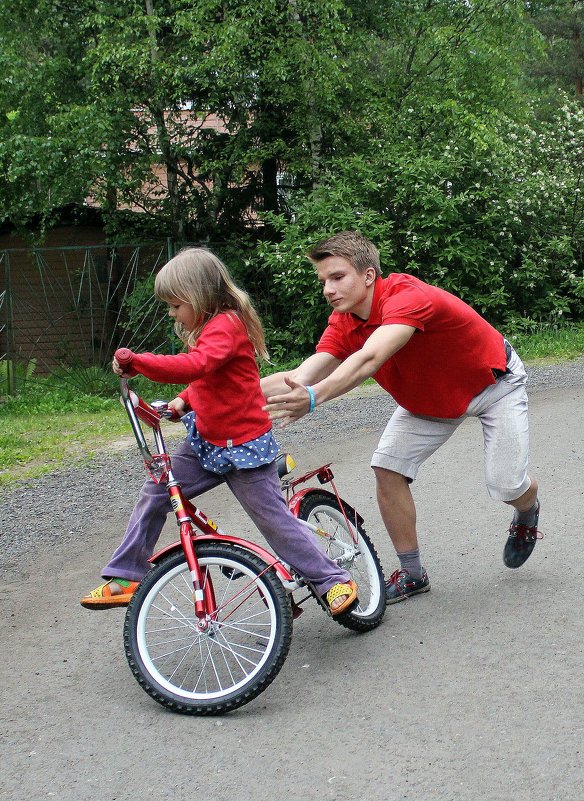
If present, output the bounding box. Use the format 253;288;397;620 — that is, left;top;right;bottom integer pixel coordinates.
115;348;134;368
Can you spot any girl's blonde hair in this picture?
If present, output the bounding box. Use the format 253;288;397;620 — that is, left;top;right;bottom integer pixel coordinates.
154;248;268;360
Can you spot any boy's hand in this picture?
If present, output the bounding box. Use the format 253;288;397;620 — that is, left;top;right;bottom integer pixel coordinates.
264;377;312;427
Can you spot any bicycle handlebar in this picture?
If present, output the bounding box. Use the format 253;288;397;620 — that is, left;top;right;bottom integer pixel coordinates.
115;347;134;368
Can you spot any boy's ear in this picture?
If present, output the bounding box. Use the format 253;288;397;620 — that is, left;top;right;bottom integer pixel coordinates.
365;267;377;286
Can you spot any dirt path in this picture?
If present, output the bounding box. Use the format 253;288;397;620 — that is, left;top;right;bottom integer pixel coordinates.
1;384;583;801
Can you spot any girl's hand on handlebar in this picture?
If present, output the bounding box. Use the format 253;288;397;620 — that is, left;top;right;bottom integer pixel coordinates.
168;397;188;420
113;348;138;378
112;357;136;378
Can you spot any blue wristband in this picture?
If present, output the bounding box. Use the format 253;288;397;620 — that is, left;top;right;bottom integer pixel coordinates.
305;385;316;413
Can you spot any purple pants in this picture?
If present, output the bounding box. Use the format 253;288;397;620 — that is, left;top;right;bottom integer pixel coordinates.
103;439;350;595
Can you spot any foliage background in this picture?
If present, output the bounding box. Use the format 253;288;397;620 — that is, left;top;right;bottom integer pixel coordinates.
1;0;583;362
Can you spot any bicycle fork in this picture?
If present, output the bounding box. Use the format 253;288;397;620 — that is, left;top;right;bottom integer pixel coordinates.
167;483;213;627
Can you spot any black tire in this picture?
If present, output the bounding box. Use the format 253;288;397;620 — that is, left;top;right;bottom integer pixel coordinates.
298;493;386;632
124;543;293;715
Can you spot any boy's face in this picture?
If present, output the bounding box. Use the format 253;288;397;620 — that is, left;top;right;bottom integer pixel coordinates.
316;256;376;318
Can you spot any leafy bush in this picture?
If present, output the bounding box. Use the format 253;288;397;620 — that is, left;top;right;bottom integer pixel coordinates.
254;98;584;353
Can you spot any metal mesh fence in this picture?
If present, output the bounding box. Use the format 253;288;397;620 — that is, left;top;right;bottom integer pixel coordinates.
0;241;176;398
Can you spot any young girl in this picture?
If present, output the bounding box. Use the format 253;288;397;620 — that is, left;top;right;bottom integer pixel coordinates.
81;248;357;615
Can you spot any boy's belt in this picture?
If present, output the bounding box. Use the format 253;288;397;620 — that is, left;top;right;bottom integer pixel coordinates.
492;340;512;380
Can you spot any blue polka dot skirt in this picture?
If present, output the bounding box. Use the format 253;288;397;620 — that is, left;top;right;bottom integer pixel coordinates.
182;411;280;475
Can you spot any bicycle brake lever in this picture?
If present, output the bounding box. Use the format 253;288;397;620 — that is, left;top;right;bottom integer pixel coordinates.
151;400;181;421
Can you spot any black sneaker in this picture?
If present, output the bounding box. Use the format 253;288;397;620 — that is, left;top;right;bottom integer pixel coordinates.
385;569;430;605
503;502;541;569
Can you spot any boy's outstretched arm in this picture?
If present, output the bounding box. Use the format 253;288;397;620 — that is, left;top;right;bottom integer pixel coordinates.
265;324;415;426
260;352;340;398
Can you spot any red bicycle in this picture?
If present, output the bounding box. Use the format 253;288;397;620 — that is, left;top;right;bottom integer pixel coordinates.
119;372;385;715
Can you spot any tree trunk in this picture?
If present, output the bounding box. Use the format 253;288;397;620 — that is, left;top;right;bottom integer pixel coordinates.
288;0;323;188
309;123;323;190
572;20;583;97
144;0;185;242
262;157;279;214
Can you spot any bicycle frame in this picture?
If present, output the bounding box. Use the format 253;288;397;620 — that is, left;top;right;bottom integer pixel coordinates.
117;373;384;714
120;379;295;623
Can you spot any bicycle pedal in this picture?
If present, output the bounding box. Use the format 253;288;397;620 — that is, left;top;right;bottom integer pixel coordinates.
289;599;304;619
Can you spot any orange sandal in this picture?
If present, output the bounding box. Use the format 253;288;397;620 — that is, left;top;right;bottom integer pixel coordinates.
80;578;139;610
325;580;358;616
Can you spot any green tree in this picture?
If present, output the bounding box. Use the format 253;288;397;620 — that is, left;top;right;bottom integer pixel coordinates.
0;1;92;232
0;0;355;240
526;1;584;100
257;2;584;351
2;0;582;361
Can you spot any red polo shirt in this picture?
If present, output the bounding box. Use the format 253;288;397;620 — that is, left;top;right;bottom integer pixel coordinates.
316;274;507;418
127;312;271;446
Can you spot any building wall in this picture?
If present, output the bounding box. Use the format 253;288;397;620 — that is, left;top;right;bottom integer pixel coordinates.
0;226;167;376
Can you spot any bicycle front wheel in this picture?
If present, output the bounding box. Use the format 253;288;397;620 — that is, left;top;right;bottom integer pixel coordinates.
298;493;386;632
124;543;293;715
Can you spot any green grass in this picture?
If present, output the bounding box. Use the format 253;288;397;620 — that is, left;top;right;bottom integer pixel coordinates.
0;360;297;486
506;322;584;363
0;390;133;485
0;406;130;484
1;325;583;486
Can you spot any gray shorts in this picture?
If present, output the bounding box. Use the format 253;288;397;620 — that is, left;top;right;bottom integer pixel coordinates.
370;347;531;502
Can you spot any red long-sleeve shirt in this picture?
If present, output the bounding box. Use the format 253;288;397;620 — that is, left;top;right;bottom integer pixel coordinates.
127;312;271;446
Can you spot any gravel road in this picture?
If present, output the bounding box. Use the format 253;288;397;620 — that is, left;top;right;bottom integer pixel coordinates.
1;357;583;801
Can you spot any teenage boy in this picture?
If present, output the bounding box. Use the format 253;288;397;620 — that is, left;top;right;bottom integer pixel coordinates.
262;231;540;603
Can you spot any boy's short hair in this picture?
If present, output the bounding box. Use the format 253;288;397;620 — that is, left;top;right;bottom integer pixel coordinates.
306;231;382;276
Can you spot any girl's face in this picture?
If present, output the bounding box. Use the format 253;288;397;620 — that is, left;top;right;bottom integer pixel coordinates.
167;298;197;332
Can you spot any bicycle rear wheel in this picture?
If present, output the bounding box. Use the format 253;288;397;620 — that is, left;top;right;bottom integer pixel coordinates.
298;493;386;632
124;543;293;715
